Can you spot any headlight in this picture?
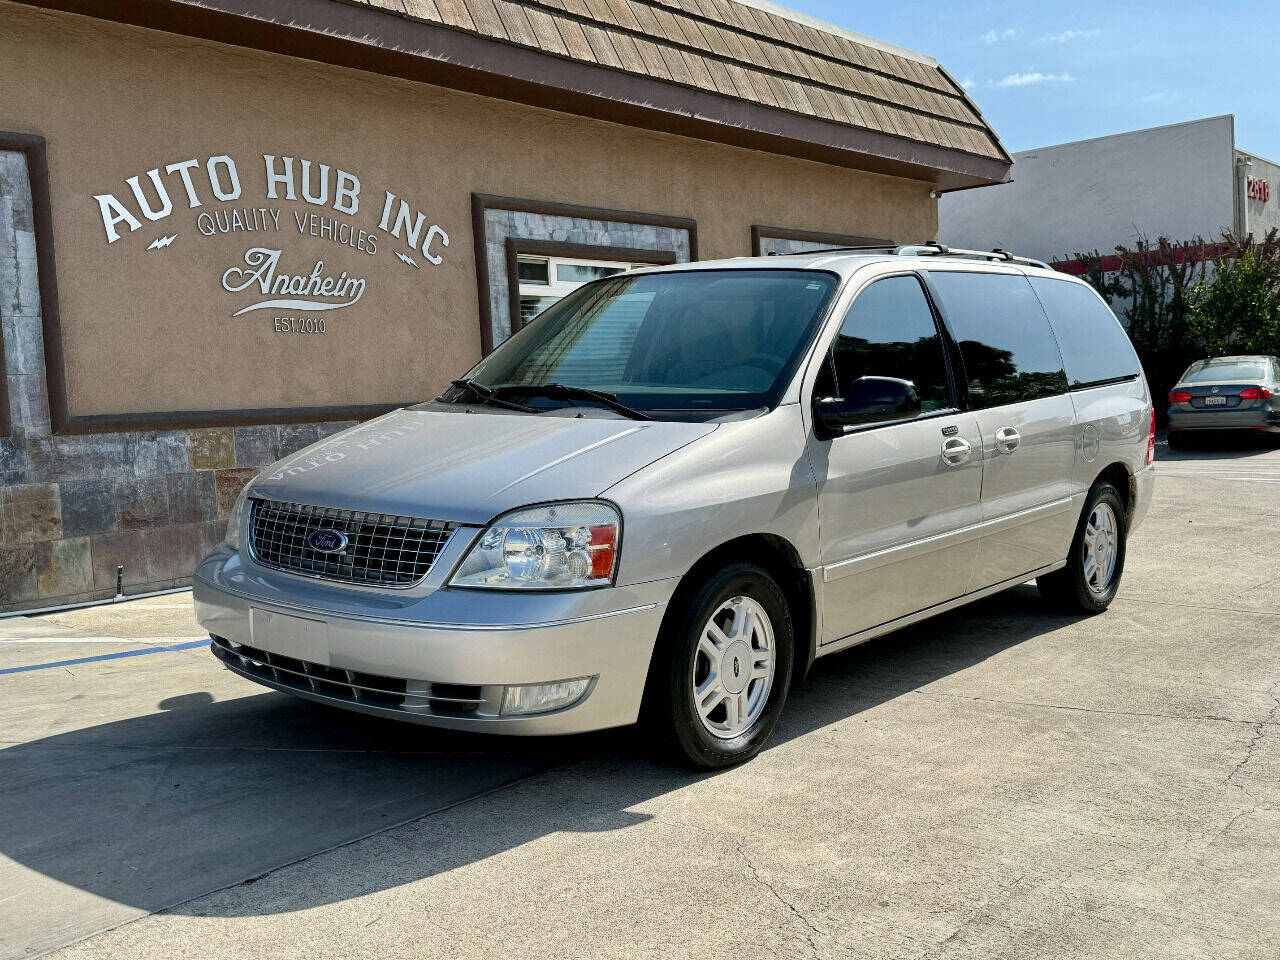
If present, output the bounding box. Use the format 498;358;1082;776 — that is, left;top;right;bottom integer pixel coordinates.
449;501;620;590
224;485;252;550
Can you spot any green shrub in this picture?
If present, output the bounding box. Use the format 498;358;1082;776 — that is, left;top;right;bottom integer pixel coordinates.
1191;230;1280;358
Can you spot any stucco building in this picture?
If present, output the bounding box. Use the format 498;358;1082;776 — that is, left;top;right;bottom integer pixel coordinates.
0;0;1009;611
940;115;1280;268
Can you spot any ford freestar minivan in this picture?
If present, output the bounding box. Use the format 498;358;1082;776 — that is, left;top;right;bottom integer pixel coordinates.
195;244;1155;768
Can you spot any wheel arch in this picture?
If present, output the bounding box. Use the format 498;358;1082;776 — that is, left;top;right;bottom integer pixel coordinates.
658;533;819;683
1092;461;1135;524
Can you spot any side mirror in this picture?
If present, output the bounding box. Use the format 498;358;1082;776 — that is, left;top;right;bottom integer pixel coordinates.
814;376;920;438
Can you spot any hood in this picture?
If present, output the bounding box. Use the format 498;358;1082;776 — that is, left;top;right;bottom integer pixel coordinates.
249;406;716;524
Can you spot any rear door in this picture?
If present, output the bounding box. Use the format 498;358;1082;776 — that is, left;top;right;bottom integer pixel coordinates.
924;269;1079;589
807;272;984;643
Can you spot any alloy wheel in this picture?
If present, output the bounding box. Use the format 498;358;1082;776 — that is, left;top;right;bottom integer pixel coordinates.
1082;502;1119;599
691;596;776;739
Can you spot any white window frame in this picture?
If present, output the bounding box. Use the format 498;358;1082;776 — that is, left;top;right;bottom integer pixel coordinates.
516;254;645;327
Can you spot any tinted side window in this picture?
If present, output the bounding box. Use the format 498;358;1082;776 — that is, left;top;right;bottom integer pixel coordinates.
1029;277;1141;388
816;274;952;418
928;272;1068;409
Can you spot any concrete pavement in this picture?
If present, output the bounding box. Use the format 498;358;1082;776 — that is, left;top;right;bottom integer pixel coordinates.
3;436;1278;959
0;597;560;958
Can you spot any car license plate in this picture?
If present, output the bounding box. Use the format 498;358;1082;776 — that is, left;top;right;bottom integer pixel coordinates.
250;608;330;664
1204;396;1227;405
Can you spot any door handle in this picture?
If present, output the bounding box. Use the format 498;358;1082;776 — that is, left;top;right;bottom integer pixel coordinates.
941;436;971;465
995;426;1021;455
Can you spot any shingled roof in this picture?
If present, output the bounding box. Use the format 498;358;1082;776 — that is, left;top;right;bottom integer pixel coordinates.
40;0;1012;187
382;0;1008;166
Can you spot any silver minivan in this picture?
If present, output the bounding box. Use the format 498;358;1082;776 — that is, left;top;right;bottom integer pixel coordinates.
195;245;1156;768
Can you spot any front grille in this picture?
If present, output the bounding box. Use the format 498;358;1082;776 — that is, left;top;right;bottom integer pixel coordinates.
248;498;457;587
211;636;491;715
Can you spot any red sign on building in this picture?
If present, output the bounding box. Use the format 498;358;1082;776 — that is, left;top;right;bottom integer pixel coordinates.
1247;176;1271;202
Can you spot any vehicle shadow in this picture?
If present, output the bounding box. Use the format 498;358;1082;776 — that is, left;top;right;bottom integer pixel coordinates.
1;585;1079;925
1158;430;1279;461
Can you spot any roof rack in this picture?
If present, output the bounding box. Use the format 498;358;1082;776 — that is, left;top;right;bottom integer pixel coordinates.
768;241;1051;269
893;241;1051;270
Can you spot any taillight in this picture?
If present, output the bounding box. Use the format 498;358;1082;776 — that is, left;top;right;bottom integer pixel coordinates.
1146;408;1155;465
1169;390;1192;403
1239;386;1272;399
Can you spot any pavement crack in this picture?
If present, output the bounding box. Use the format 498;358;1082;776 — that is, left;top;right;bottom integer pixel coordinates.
1200;808;1256;849
1112;595;1280;617
1227;680;1280;794
735;840;824;958
1245;573;1280;592
914;870;1025;959
918;690;1276;727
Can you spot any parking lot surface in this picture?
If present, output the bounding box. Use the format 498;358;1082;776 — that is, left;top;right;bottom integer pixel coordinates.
3;438;1278;959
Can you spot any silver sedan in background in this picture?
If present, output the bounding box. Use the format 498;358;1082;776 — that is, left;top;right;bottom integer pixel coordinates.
1167;355;1280;448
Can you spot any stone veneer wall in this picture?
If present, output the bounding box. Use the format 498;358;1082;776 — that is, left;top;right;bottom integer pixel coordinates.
0;149;356;612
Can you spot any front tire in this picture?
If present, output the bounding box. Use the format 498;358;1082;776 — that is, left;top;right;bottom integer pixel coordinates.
1038;482;1127;613
646;563;794;769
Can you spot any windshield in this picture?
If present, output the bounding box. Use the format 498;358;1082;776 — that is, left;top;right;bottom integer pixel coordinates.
455;269;838;419
1181;360;1267;383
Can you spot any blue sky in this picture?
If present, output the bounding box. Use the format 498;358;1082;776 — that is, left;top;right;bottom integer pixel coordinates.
782;1;1280;159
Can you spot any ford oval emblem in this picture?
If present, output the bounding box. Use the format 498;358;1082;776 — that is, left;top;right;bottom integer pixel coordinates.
307;529;348;554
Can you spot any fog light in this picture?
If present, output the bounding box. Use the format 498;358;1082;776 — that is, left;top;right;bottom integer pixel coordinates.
500;677;592;716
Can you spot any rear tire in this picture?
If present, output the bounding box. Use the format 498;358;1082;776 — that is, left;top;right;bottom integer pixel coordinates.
644;563;794;769
1038;482;1127;613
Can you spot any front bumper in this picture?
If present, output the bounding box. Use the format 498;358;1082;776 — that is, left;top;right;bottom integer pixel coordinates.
194;544;674;734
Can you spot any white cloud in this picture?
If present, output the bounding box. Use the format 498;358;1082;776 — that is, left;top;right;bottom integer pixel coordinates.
1139;91;1172;103
961;77;976;89
982;28;1017;44
1037;28;1101;43
995;71;1075;87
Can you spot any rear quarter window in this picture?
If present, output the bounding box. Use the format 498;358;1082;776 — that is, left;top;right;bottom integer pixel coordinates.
1029;277;1141;388
927;271;1068;409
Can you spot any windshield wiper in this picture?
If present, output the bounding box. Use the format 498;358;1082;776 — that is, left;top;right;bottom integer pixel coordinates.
442;379;537;413
494;383;654;421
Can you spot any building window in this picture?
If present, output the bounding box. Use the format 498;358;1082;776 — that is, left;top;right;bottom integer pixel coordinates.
516;255;646;327
474;195;696;353
751;224;891;257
